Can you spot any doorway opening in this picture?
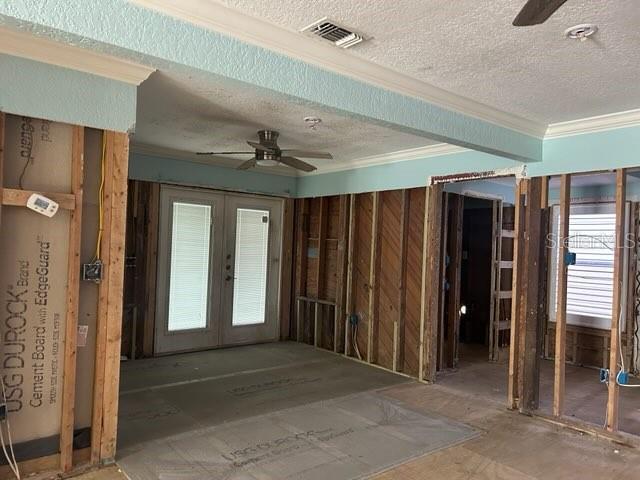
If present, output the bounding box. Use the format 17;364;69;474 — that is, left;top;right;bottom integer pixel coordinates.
437;178;516;403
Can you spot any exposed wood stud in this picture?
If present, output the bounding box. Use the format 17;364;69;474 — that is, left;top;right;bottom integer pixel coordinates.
519;178;542;412
2;188;76;210
394;189;409;372
367;191;381;364
316;197;327;347
540;176;549;210
91;131;130;462
91;131;114;464
606;168;627;432
437;194;449;370
280;198;295;340
553;174;571;417
314;302;320;347
508;180;526;410
59;126;85;472
142;183;159;357
446;194;463;368
419;184;443;382
294;199;309;342
344;194;356;356
334;195;349;353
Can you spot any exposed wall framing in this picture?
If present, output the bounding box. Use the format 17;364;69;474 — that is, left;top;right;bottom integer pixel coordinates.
293;186;445;383
0;114;129;477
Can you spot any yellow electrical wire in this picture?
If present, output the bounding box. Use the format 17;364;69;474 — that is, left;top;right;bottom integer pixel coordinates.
94;133;106;261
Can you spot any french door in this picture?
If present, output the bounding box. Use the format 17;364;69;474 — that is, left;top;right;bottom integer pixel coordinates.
154;186;282;355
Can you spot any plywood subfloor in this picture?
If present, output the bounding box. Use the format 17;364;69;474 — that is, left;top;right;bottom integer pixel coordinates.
117;342;409;451
65;342;640;480
438;343;640;436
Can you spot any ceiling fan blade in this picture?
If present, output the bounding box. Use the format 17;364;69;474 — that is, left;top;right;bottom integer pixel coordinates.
513;0;567;26
280;149;333;159
280;156;317;173
236;158;257;170
247;141;276;153
197;151;254;155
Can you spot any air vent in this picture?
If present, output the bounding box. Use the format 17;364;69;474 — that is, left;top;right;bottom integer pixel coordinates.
301;17;364;49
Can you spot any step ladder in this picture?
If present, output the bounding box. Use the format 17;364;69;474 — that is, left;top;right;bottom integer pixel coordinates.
489;202;514;362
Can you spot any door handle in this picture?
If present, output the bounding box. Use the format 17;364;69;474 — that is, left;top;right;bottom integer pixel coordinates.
225;274;233;281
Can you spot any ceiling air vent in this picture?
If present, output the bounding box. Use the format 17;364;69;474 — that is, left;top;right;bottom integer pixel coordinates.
301;17;364;49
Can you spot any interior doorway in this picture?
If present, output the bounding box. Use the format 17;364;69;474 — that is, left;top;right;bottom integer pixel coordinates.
154;185;283;354
459;196;495;359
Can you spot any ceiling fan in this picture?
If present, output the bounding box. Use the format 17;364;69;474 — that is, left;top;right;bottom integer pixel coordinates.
197;130;332;172
513;0;567;26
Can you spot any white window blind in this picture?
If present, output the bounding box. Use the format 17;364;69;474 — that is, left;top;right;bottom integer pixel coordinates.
564;213;615;320
549;202;627;330
232;208;269;326
168;202;211;331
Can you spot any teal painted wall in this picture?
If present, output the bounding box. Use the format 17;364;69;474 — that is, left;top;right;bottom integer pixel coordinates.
130;153;296;197
297;125;640;197
0;54;136;132
0;0;541;162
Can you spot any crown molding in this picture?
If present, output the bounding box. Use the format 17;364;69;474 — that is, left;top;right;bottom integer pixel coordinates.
129;0;546;138
0;26;155;85
305;143;468;176
545;109;640;139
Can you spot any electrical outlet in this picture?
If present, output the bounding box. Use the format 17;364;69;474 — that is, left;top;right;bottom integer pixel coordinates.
599;368;609;383
82;260;103;283
618;371;629;385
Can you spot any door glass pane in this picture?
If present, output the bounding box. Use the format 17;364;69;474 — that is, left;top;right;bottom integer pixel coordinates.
168;202;211;331
232;208;269;326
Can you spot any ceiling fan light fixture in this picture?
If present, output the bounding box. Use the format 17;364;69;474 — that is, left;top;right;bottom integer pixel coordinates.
564;24;598;41
256;159;280;167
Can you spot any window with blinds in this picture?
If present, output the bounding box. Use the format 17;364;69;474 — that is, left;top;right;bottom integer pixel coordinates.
167;202;212;331
549;202;627;330
232;208;270;326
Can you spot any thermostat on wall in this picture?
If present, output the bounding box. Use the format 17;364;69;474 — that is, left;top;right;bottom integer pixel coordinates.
26;193;59;217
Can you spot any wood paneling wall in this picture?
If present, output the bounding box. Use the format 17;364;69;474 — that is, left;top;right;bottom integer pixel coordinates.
293;186;446;382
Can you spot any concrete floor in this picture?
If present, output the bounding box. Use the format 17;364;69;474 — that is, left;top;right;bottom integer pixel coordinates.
66;341;640;480
439;343;640;436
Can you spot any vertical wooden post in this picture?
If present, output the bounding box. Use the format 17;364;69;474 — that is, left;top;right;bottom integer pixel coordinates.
314;302;320;347
446;195;463;368
508;180;526;409
394;189;409;372
279;198;295;340
316;197;327;347
59;126;85;472
519;178;542;412
437;194;449;370
294;199;309;342
91;131;129;462
344;194;356;356
606;168;627;432
367;192;381;364
334;195;349;353
553;174;571;417
419;184;443;382
142;183;159;357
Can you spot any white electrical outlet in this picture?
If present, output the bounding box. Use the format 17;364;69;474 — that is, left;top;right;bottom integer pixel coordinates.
26;193;59;217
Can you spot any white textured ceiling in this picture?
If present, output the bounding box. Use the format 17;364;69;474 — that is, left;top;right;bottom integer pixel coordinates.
133;71;438;174
217;0;640;124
